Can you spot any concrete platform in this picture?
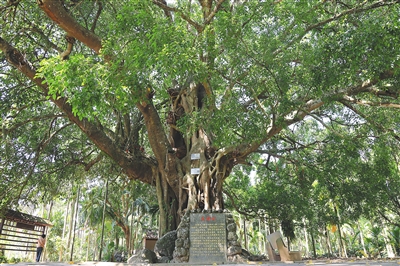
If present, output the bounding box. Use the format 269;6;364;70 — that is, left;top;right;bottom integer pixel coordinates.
1;259;400;266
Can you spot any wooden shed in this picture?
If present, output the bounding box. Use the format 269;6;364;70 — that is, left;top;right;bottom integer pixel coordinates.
142;230;158;251
0;209;52;253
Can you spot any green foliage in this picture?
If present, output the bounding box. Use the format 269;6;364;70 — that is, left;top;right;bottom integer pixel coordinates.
2;0;400;259
388;227;400;255
364;226;386;257
8;257;21;263
0;107;88;210
227;109;400;245
102;1;207;90
37;55;112;121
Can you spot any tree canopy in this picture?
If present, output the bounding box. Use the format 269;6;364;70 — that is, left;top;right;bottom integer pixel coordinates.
1;0;400;233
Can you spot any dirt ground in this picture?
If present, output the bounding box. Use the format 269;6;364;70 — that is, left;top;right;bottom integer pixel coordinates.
1;258;400;266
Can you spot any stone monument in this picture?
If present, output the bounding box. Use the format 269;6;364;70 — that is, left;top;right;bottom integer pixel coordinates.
189;212;227;263
173;210;243;263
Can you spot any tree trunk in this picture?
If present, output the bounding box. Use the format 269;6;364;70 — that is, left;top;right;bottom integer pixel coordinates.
132;214;144;252
70;186;80;262
2;1;399;242
135;79;239;235
93;231;98;261
334;206;347;258
310;230;317;258
60;199;70;261
130;205;135;254
357;221;368;257
156;173;167;236
79;229;84;259
86;231;89;262
122;225;131;254
0;25;237;236
336;223;347;258
99;179;108;261
383;225;395;258
66;197;75;261
303;218;310;256
115;233;119;250
259;219;263;253
243;218;248;250
325;226;332;258
42;201;53;261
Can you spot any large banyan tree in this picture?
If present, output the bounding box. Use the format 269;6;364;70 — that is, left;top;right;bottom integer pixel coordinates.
1;0;400;234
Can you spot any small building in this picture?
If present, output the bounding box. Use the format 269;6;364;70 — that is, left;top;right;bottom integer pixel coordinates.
0;209;52;253
143;230;158;251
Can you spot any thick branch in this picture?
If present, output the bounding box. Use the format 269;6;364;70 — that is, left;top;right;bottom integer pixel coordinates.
0;36;155;184
136;101;180;194
136;101;171;165
37;0;102;53
235;70;397;159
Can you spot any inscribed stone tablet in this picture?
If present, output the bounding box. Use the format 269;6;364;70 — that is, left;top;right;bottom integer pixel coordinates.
189;213;227;263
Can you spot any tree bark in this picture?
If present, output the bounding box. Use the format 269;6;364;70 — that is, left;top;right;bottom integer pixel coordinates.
60;200;70;261
334;206;347;258
66;198;75;261
383;225;396;258
70;186;80;262
310;230;317;258
99;179;108;261
303;218;310;256
2;0;397;238
0;37;156;185
37;0;102;53
325;226;332;258
357;221;368;257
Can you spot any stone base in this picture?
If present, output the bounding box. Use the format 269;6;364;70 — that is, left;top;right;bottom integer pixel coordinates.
173;210;242;263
